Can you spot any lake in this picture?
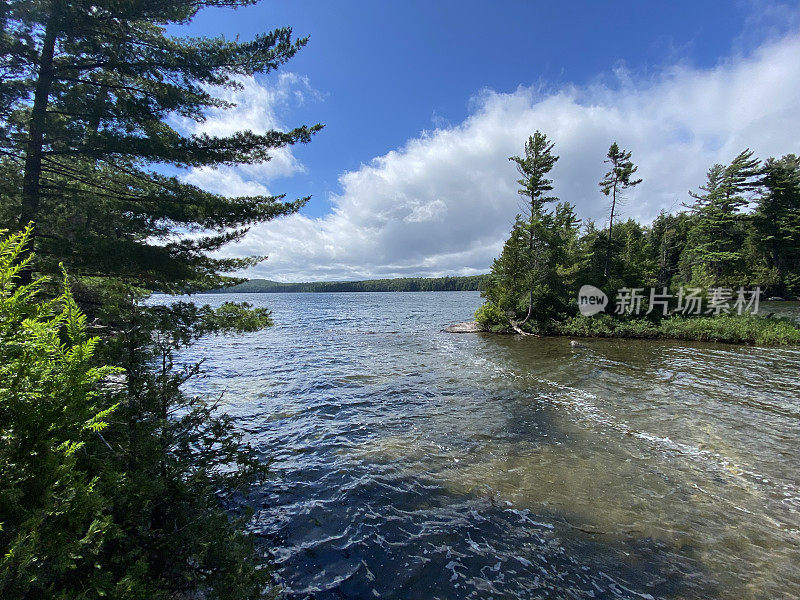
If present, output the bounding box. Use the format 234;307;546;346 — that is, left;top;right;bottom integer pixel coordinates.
173;292;800;599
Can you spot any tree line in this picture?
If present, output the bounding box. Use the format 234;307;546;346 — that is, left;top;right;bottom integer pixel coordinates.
213;274;488;293
477;131;800;333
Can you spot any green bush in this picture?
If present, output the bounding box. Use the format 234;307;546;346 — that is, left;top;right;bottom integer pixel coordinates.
474;302;510;332
0;229;275;599
0;228;122;597
553;313;800;345
659;315;800;345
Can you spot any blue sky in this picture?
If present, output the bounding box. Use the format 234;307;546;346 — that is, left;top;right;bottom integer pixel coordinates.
173;1;800;280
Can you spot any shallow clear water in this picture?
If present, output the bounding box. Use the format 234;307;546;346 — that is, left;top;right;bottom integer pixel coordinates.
173;293;800;600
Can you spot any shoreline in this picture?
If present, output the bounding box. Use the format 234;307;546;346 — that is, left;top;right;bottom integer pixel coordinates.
445;313;800;346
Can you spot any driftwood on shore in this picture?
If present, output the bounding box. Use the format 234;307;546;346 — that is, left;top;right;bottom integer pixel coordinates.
443;320;542;336
509;320;539;336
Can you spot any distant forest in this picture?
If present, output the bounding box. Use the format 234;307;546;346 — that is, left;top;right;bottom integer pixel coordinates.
212;275;488;293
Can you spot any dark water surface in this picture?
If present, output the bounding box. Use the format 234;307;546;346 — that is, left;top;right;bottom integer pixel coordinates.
172;293;800;600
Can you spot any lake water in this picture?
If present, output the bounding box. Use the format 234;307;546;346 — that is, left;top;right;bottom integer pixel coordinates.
174;292;800;600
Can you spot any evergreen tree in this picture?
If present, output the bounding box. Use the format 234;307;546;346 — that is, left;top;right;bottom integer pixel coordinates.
721;148;762;210
680;164;726;286
478;136;582;332
598;142;642;279
552;201;582;292
614;218;652;287
574;219;604;285
507;131;559;324
680;150;762;287
647;210;691;287
476;143;800;334
1;3;323;597
0;0;322;293
480;216;530;323
754;154;800;296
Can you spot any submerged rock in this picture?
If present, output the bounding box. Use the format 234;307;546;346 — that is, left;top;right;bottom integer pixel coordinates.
443;321;484;333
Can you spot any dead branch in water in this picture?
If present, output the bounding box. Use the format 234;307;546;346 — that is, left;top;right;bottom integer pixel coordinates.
510;320;539;336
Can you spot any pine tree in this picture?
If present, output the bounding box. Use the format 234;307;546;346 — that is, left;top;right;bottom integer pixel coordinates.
598;142;642;279
507;131;559;324
680;164;730;286
477;134;578;332
681;150;762;287
1;4;323;597
552;201;582;291
0;0;322;293
721;148;762;210
481;216;530;320
646;210;691;287
754;154;800;296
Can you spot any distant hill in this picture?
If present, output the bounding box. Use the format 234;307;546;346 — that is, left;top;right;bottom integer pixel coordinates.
210;274;489;293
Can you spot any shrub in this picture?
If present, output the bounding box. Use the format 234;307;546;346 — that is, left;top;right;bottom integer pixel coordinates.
475;302;510;332
0;228;122;597
553;313;800;346
0;229;275;599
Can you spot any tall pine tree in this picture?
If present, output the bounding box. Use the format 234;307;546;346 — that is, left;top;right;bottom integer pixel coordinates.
1;3;323;596
681;150;761;287
598;142;642;279
0;0;322;294
507;131;559;325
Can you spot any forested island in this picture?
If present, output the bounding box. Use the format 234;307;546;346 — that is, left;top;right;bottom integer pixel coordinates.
474;133;800;345
212;274;487;293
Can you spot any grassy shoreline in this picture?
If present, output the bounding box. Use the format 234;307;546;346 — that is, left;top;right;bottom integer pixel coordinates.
475;311;800;346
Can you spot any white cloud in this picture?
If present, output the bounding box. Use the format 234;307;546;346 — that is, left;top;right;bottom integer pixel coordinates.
219;33;800;281
175;73;319;196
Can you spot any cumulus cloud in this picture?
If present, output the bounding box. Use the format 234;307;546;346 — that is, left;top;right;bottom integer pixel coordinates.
175;73;320;196
220;34;800;281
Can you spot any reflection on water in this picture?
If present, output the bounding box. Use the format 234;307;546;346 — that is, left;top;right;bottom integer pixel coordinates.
174;293;800;599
